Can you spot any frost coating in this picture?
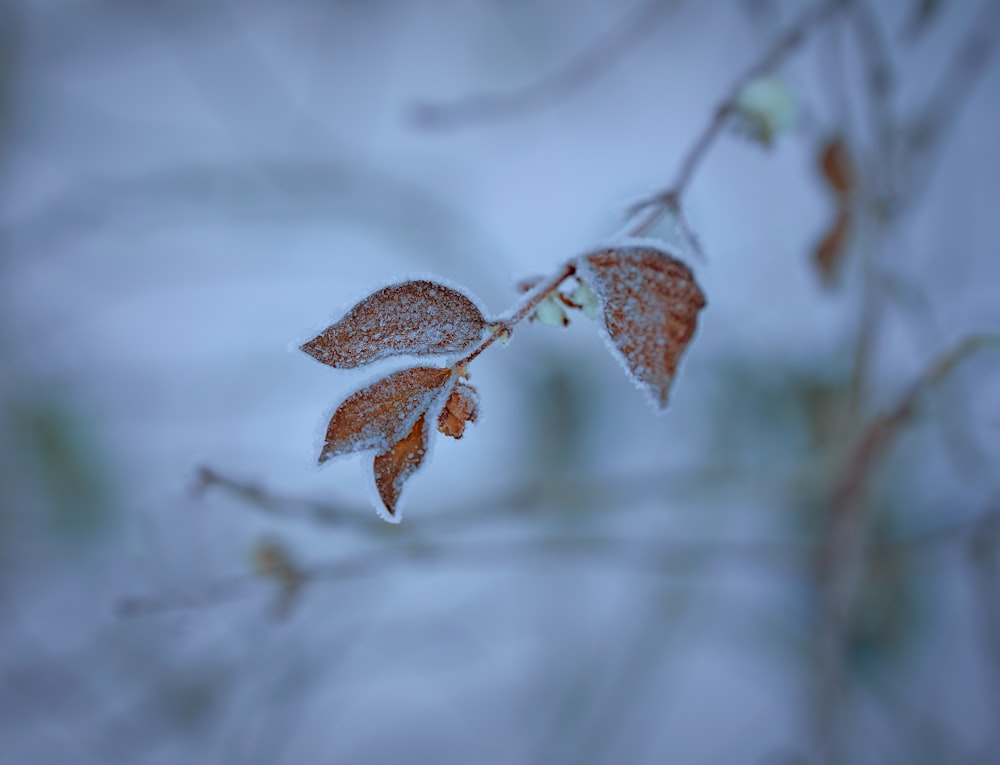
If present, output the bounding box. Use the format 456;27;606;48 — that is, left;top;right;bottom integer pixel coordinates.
580;245;706;410
319;366;453;463
301;280;489;368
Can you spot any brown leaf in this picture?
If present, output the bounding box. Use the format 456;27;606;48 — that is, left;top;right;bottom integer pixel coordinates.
437;383;479;439
819;137;854;199
373;413;431;520
319;366;452;464
581;246;706;409
301;280;489;368
814;209;852;286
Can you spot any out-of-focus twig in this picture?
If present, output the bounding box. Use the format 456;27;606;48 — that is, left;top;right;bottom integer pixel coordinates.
195;460;816;535
817;333;1000;763
966;506;1000;745
194;466;383;534
119;493;1000;621
898;0;1000;215
407;0;679;130
624;0;847;250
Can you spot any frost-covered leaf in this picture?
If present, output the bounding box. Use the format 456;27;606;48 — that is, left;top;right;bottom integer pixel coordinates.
319;366;452;464
301;280;488;368
580;245;706;409
438;382;479;439
373;413;431;520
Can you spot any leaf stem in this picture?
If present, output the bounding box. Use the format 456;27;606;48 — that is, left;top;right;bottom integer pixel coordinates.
457;261;577;366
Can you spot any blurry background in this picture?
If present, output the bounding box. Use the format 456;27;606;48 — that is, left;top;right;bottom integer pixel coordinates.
1;0;999;762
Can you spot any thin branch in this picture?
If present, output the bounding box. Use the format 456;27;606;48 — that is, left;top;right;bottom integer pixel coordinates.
407;0;680;130
460;261;577;365
624;0;846;242
897;0;1000;215
966;506;1000;744
117;507;1000;620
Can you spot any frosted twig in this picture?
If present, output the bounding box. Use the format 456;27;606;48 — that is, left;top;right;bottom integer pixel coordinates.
624;0;846;246
407;0;679;130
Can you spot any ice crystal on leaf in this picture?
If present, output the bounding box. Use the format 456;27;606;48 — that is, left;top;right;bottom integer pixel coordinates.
319;366;453;464
301;280;489;368
580;245;706;410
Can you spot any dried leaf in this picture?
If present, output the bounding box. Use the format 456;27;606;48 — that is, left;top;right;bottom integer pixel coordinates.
373;413;431;520
581;245;706;409
437;383;479;439
301;280;489;368
819;137;855;199
814;209;852;285
535;295;570;327
319;366;452;464
250;536;305;620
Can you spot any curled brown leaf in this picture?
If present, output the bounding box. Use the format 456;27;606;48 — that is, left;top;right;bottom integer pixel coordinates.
319;366;452;464
819;136;855;199
580;245;706;409
437;383;480;439
301;280;489;368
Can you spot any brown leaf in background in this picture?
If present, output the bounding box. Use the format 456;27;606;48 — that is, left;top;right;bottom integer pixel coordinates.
373;413;431;519
819;137;855;199
581;246;706;409
437;383;479;439
319;366;452;464
813;137;854;285
814;209;852;286
301;280;489;368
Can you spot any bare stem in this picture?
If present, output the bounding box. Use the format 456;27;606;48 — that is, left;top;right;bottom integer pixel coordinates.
458;261;577;366
626;0;846;239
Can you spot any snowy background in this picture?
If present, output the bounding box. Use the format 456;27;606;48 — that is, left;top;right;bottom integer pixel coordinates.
2;1;999;762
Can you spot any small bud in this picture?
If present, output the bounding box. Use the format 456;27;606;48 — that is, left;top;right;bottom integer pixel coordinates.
733;76;798;147
569;280;601;320
534;295;569;327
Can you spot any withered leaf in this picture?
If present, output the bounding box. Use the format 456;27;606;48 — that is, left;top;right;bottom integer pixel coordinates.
437;383;479;439
319;366;452;464
819;137;854;199
373;413;431;520
302;280;489;368
814;209;852;286
581;246;706;410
